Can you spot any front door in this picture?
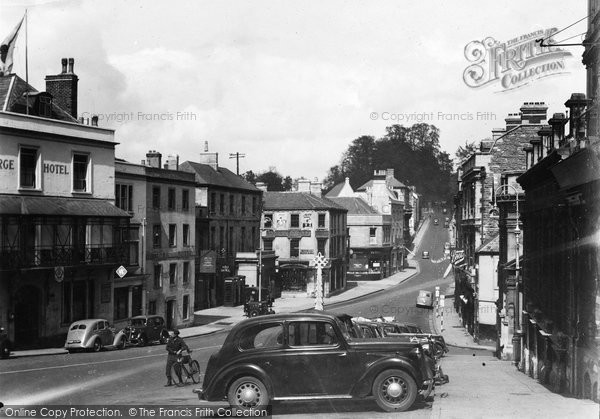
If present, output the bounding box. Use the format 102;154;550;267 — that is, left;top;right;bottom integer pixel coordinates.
166;300;175;329
14;285;40;348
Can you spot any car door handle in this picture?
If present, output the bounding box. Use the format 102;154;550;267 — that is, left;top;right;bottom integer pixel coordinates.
338;353;347;357
264;361;271;366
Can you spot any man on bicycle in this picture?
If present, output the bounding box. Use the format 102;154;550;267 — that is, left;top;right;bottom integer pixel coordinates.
165;328;188;387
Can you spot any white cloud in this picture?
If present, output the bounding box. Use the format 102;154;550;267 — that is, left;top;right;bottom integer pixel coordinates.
0;0;588;179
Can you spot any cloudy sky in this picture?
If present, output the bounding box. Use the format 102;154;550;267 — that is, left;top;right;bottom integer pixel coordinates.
1;0;588;180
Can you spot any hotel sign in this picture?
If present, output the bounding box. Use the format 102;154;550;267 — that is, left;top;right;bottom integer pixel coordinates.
199;250;216;273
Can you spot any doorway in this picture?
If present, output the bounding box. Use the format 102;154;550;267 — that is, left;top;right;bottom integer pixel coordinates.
166;299;175;329
14;285;41;348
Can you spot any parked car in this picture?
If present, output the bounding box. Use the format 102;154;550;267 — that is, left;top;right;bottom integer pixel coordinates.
416;290;434;309
64;319;126;353
0;327;12;359
422;250;430;259
433;218;439;226
352;317;386;338
194;312;433;412
243;287;275;317
123;315;169;347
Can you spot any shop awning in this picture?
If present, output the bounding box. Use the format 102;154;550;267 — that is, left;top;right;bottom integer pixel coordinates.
0;195;131;217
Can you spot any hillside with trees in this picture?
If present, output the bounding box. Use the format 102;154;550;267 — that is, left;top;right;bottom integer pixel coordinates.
323;123;456;202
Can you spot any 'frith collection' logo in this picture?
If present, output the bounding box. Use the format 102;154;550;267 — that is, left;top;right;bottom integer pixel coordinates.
463;28;572;92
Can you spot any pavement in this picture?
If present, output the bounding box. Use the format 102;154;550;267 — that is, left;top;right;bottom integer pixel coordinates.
429;281;496;352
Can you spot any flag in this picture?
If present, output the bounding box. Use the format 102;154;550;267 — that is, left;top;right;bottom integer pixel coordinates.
0;16;24;76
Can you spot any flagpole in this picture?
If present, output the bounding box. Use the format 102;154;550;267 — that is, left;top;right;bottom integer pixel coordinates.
25;9;29;115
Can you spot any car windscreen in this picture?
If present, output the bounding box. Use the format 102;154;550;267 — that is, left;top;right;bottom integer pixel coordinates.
130;319;146;326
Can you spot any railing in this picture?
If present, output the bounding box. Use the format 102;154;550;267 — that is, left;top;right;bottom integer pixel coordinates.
0;244;134;270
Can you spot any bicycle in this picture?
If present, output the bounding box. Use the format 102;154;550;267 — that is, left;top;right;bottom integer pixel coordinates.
170;349;201;385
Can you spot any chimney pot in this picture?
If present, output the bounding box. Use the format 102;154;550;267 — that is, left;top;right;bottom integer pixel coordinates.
91;115;98;126
61;58;68;73
141;159;146;165
68;58;74;73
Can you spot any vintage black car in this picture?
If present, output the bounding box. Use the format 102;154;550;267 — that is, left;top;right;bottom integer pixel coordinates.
123;315;169;347
193;312;432;412
243;287;275;317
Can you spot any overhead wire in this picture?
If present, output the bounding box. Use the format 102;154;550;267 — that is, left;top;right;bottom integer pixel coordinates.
540;14;590;42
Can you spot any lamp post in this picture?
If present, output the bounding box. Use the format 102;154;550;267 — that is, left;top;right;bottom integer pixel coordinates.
493;184;521;366
312;252;328;310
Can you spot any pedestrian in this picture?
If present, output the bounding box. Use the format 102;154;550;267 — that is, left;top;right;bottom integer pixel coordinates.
165;328;188;387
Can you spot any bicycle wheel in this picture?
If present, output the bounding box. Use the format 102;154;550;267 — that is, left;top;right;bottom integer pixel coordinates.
189;360;201;384
170;362;185;385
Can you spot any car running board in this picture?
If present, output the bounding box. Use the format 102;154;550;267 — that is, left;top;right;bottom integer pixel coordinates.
273;395;353;401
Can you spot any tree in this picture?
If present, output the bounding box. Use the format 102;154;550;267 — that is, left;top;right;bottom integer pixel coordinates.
325;124;455;203
256;170;284;191
455;140;478;163
242;170;256;184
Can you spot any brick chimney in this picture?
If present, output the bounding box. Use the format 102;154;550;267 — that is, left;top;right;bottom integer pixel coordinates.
146;150;162;168
548;112;568;149
165;154;179;170
310;178;322;196
45;58;78;119
492;128;505;141
505;113;521;131
564;93;590;140
297;178;311;192
519;102;548;124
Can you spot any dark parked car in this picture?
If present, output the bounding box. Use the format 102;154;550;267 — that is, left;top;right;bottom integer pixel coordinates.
243;287;275;317
194;312;432;412
123;315;169;347
1;327;12;359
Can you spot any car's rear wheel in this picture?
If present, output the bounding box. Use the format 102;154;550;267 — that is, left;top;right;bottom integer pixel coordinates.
138;335;147;347
0;341;10;359
227;376;270;409
92;339;102;352
372;369;417;412
248;309;260;318
190;360;201;384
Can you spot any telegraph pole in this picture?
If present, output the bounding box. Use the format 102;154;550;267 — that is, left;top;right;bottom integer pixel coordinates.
229;152;246;175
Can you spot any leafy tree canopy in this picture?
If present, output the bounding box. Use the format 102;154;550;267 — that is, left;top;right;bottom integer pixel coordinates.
323;123;456;202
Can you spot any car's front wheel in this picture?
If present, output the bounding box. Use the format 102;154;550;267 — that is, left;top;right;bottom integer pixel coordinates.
227;376;270;409
92;339;102;352
372;369;417;412
247;309;260;318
